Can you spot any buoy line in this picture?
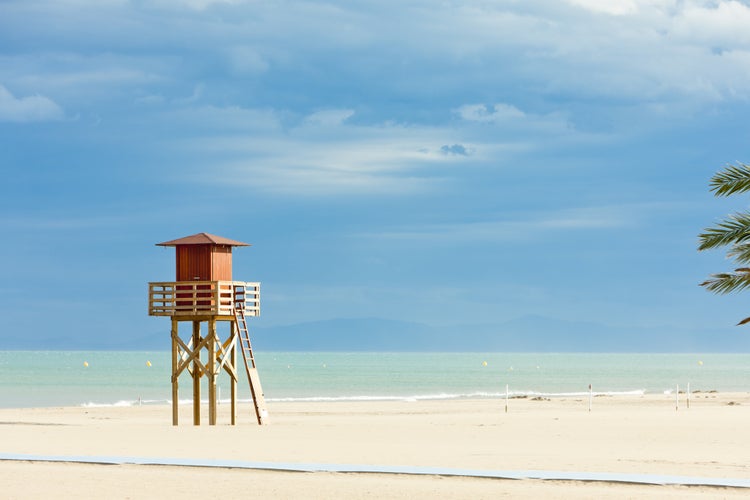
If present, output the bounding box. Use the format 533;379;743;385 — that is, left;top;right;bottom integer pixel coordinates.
1;453;749;489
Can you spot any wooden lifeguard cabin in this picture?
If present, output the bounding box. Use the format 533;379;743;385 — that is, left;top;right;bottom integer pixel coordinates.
148;232;267;426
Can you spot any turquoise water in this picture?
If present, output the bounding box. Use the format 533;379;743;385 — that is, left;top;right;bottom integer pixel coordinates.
0;351;749;408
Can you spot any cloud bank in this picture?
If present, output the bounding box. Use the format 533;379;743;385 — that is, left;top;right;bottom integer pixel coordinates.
0;85;63;122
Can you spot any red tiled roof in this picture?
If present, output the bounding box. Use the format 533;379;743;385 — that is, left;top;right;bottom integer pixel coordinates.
156;232;250;247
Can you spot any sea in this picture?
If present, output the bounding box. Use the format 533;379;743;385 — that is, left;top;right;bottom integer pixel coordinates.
1;351;749;409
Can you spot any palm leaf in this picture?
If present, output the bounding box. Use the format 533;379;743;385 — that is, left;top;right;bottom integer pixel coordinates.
700;270;750;294
726;243;750;265
710;162;750;196
698;211;750;251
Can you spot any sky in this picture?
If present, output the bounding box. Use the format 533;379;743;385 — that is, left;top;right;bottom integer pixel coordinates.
2;0;750;349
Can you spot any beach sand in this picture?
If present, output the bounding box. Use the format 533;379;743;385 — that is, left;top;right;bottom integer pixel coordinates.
1;393;749;498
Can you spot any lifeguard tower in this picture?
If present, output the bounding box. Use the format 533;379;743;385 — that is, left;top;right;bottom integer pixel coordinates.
147;232;267;426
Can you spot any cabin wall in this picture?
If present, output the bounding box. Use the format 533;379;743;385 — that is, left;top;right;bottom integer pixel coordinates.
175;244;233;281
211;245;233;280
176;245;211;280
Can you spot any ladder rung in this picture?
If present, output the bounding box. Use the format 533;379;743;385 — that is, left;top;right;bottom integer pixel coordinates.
233;303;268;425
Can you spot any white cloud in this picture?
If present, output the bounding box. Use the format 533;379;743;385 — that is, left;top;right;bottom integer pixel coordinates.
221;162;432;196
192;133;445;196
173;83;205;104
134;94;165;105
456;103;526;123
357;206;641;244
149;0;244;10
304;108;355;126
163;104;283;132
2;53;167;108
454;102;580;141
418;1;750;105
226;45;269;75
159;100;596;196
167;106;479;195
0;85;63;122
5;0;750;124
49;0;128;5
673;1;750;48
565;0;640;16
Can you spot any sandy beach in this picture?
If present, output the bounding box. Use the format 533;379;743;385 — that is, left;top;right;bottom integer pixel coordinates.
1;393;749;498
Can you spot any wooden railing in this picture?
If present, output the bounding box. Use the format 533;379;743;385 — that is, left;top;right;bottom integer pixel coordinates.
148;281;260;317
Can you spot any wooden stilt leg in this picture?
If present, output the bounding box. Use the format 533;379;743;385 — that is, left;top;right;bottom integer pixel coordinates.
192;321;201;426
231;326;237;426
171;318;179;426
208;319;217;425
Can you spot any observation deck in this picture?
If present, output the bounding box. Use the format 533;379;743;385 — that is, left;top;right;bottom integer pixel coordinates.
148;280;260;318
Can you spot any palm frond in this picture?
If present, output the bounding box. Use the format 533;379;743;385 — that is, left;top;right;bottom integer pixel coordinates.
710;162;750;196
726;243;750;264
698;211;750;251
700;270;750;294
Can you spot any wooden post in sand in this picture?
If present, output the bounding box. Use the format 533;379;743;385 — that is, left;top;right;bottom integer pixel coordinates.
192;321;201;426
588;384;592;412
147;232;266;426
675;384;679;411
505;384;509;413
208;318;217;425
230;340;237;425
171;317;179;425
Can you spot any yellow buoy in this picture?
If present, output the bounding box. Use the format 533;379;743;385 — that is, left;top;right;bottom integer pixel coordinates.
146;360;152;367
482;361;488;367
83;361;89;367
698;360;703;366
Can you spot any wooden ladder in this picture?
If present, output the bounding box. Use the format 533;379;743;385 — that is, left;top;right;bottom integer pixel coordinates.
233;288;268;425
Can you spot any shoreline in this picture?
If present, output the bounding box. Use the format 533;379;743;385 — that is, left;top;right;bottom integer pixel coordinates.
6;387;734;410
1;394;749;497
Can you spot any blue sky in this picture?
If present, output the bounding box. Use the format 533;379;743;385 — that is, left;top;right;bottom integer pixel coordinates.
2;0;750;348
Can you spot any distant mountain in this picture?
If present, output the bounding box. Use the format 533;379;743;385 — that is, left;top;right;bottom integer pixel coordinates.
252;317;436;351
28;331;167;351
251;315;750;352
8;315;749;352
